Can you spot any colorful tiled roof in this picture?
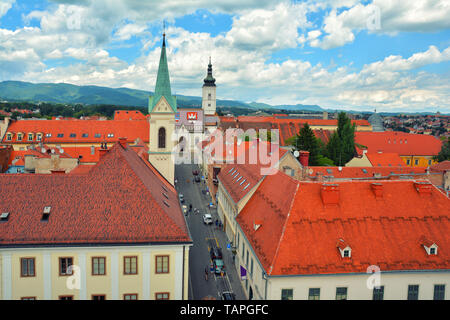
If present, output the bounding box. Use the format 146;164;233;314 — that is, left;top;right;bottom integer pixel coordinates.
355;131;442;156
0;143;191;246
237;178;449;276
113;110;147;120
430;160;450;173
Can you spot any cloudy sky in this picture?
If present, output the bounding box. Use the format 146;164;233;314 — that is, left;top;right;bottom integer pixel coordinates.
0;0;449;112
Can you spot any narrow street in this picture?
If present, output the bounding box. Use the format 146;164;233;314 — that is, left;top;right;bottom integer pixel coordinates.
175;163;246;300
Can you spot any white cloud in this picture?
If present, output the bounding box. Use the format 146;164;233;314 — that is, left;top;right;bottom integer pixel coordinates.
0;0;14;19
311;0;450;49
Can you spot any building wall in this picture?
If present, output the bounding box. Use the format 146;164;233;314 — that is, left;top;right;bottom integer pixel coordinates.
266;272;450;300
401;155;437;168
346;153;372;167
0;244;189;300
24;155;79;174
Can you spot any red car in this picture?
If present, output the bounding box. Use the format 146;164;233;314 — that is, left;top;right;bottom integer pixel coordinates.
192;170;199;176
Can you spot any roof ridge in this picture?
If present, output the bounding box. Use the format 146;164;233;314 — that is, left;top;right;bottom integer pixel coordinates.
268;182;300;276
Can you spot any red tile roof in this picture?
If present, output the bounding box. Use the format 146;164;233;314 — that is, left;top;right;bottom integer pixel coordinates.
237;178;449;276
355;131;442;156
2;119;149;144
430;161;450;173
0;143;191;246
366;153;405;167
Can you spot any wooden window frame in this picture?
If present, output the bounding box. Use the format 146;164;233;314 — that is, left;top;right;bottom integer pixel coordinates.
336;287;348;300
91;257;106;276
281;289;293;300
155;292;170;300
20;257;36;277
155;255;170;274
158;127;166;149
59;257;74;276
372;286;384;300
123;256;138;275
123;293;138;300
433;284;445;300
28;133;33;141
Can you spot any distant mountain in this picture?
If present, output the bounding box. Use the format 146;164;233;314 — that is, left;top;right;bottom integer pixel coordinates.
0;81;446;115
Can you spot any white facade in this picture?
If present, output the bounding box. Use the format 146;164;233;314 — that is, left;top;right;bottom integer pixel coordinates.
202;85;216;116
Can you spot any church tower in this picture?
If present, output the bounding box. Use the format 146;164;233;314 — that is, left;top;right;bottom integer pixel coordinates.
202;57;216;116
148;31;176;185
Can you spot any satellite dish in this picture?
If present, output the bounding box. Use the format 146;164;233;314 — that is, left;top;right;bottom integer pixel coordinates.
293;150;299;157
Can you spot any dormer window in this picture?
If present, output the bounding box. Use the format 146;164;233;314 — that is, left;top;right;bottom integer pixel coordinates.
6;133;12;141
420;236;438;256
28;133;33;141
36;133;42;141
17;133;23;141
337;239;351;258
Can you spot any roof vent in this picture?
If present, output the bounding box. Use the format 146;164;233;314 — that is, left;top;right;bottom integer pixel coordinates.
371;183;383;199
41;206;51;221
0;212;10;221
162;185;168;192
243;183;250;190
163;200;170;208
162;192;169;199
253;220;263;231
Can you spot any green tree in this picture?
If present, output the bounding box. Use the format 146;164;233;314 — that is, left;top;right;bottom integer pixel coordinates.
326;112;356;166
434;139;450;162
294;123;321;166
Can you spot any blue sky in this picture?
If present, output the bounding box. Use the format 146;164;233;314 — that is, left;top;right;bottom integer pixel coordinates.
0;0;449;112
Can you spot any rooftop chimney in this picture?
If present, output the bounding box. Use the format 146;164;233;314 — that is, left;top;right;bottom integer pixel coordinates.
321;184;340;205
414;181;432;195
299;151;310;167
371;183;383;199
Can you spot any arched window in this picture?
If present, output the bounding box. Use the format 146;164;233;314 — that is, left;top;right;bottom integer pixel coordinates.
158;127;166;149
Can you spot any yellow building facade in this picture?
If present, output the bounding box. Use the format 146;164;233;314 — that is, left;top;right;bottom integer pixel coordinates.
1;245;190;300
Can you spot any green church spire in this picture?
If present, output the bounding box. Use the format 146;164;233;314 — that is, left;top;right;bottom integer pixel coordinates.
149;29;176;112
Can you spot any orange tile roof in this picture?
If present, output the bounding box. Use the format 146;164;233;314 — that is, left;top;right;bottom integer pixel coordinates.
237;178;450;276
2;119;149;144
366;153;405;167
430;161;450;172
355;131;442;156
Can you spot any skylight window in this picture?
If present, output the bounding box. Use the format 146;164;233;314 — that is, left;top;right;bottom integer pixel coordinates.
236;176;242;182
243;183;250;190
57;133;64;138
228;167;234;173
41;206;51;221
240;179;246;186
362;169;368;174
163;200;170;208
95;133;101;138
326;169;333;174
163;193;169;199
82;133;88;138
0;212;10;221
70;133;76;138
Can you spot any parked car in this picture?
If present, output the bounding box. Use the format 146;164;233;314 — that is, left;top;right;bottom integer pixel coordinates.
221;292;236;300
194;175;201;183
209;246;223;260
178;193;184;203
213;258;225;274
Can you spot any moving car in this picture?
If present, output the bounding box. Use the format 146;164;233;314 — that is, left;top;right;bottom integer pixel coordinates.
213;258;225;274
203;213;213;224
182;205;188;216
209;246;223;260
192;170;199;176
178;193;184;203
221;292;236;300
194;175;201;183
